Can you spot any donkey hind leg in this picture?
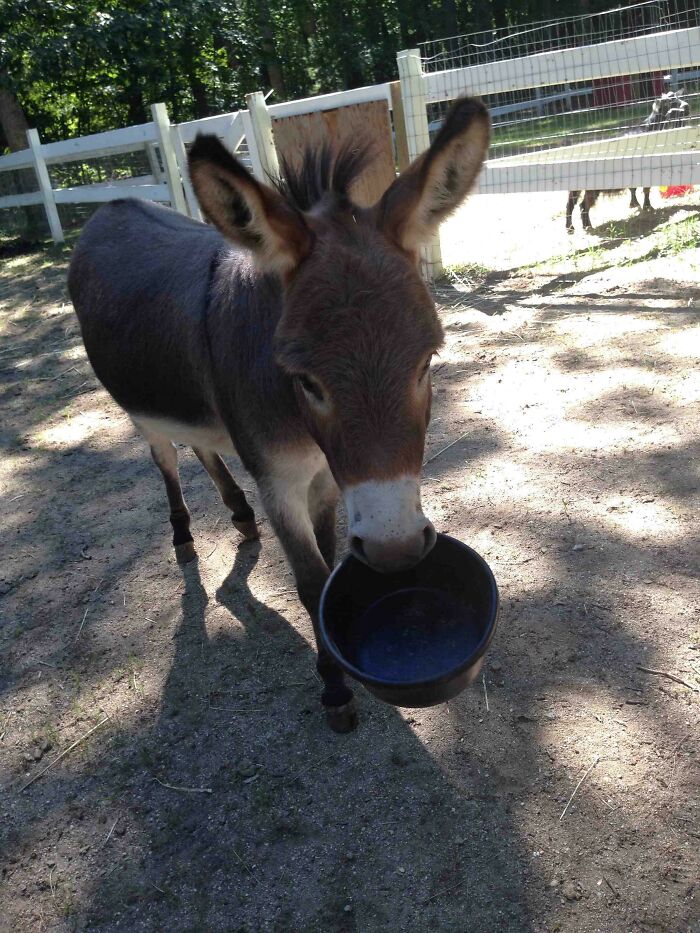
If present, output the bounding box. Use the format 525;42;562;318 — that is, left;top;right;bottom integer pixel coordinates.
642;187;652;211
581;191;596;230
259;453;356;733
629;187;641;209
148;436;196;564
565;191;579;231
193;448;259;541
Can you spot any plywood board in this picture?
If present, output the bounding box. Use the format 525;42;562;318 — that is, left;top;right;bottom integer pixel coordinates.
271;100;396;207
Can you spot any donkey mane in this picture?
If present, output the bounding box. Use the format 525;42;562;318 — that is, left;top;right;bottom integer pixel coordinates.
273;141;373;212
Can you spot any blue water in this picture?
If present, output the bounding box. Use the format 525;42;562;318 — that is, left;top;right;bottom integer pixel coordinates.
352;588;481;683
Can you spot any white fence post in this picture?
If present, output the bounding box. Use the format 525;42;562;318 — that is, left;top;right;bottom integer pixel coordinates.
223;112;246;156
245;91;280;181
27;128;64;244
151;103;188;215
396;48;443;282
145;142;163;182
170;125;203;221
240;109;265;180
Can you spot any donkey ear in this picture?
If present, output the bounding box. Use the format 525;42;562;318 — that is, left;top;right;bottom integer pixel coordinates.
376;97;490;257
188;135;313;275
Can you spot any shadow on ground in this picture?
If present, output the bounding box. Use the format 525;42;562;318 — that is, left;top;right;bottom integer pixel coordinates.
1;241;698;932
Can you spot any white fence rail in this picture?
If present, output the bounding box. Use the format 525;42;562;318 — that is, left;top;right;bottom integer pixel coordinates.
405;24;700;202
0;103;188;244
424;26;700;102
480;150;700;194
0;82;397;243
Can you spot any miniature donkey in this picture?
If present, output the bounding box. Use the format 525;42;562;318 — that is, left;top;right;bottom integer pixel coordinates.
565;89;691;231
68;97;491;732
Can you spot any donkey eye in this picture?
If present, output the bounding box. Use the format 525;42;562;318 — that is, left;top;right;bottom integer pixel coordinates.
296;374;325;403
418;358;432;383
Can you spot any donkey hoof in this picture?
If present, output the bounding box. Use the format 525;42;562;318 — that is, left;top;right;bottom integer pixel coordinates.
232;517;259;541
175;541;197;564
325;699;358;733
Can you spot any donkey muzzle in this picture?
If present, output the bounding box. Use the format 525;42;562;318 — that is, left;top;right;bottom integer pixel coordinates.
344;477;437;573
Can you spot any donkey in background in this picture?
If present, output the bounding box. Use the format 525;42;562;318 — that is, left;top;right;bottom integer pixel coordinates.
68;97;491;732
565;89;692;231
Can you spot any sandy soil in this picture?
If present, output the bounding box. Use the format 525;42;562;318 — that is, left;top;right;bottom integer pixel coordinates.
1;193;699;932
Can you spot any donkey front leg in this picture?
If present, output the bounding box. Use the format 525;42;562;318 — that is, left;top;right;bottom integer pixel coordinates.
308;465;339;571
259;458;356;733
147;435;196;564
193;447;259;540
642;187;652;211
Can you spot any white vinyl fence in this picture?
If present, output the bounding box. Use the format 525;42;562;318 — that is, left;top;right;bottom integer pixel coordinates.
0;85;393;245
0;104;188;245
407;24;700;194
1;7;698;281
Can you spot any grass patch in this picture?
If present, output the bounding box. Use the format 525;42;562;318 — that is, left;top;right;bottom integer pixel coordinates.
491;101;653;158
442;262;491;289
654;214;700;255
614;215;700;268
528;211;700;279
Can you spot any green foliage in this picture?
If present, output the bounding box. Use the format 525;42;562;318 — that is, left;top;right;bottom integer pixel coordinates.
1;0;609;146
443;261;490;287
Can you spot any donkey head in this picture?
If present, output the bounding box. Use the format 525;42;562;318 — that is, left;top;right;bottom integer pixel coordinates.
189;98;490;572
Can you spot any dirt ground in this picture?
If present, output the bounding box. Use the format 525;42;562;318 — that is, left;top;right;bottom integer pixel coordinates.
1;191;699;933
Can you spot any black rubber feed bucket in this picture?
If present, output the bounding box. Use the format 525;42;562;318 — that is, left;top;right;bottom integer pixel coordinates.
319;533;499;708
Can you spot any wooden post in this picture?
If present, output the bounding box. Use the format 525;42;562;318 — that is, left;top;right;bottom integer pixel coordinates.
389;81;410;173
151;103;188;215
169;124;203;221
245;91;280;181
396;49;442;282
27;128;63;244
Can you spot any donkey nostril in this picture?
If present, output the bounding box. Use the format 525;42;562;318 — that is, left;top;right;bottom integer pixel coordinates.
351;536;366;561
422;524;437;556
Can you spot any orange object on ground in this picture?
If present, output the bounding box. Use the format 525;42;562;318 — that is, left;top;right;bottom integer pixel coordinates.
659;185;694;198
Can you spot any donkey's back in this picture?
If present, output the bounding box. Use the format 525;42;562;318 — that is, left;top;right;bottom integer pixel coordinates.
69;198;223;425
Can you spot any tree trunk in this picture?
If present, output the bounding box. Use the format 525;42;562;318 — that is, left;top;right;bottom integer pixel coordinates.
492;0;508;30
260;28;286;98
440;0;459;39
124;85;147;126
0;82;30;151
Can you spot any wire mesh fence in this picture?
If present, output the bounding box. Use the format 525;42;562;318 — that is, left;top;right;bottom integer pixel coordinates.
419;0;699;187
427;70;698;162
0;149;154;241
420;0;697;72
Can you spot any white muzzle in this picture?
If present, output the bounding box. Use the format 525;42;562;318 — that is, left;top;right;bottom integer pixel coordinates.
344;476;436;573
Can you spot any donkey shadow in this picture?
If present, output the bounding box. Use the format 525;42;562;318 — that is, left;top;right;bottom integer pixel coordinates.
585;201;700;240
80;542;535;931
